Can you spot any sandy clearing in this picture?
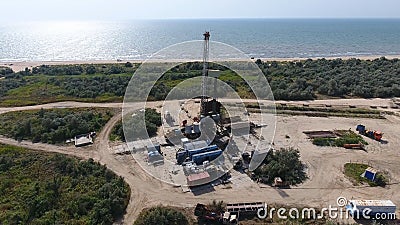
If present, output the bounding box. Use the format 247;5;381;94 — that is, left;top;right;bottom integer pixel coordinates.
0;100;399;224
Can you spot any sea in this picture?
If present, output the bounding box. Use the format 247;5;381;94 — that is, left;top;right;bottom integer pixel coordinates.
1;19;400;62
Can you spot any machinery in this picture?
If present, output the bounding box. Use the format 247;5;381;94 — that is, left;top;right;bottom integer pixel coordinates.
356;124;383;141
194;203;222;222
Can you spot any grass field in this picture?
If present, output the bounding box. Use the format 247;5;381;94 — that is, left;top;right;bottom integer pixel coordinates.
344;163;387;187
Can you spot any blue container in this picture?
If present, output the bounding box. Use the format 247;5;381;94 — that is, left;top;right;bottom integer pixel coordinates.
188;145;218;158
364;170;376;181
192;149;222;165
356;124;366;133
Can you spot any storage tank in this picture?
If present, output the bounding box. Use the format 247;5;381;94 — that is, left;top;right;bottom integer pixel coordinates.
193;122;201;133
185;125;192;134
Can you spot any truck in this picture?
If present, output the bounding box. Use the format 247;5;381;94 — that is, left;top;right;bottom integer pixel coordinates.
356;124;383;141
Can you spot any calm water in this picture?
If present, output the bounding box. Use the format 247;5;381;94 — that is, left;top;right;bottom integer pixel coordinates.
1;19;400;61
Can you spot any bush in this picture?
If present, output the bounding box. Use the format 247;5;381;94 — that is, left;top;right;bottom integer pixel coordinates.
111;108;161;142
134;206;189;225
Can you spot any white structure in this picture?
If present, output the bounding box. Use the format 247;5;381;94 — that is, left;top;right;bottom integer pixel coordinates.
74;133;94;147
346;200;396;219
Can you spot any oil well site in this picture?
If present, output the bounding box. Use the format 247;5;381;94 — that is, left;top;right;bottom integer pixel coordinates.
109;32;400;224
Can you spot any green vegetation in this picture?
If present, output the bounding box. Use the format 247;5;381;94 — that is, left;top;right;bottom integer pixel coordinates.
312;130;368;147
0;63;136;106
0;66;14;76
133;206;189;225
0;144;130;224
258;57;400;100
253;147;307;185
111;108;161;142
0;108;114;144
1;57;399;106
344;163;387;187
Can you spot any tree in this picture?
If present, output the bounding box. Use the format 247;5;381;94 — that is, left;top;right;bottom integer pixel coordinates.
86;65;97;74
327;79;339;96
254;147;308;185
0;67;13;75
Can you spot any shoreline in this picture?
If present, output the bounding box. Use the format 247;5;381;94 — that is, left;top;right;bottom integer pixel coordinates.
2;55;400;72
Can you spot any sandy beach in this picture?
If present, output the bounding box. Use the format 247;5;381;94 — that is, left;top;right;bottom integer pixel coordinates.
2;55;400;72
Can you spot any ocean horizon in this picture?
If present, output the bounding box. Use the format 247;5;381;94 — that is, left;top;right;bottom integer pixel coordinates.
1;18;400;62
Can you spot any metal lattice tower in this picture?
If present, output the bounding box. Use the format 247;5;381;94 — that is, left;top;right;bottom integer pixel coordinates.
201;31;210;115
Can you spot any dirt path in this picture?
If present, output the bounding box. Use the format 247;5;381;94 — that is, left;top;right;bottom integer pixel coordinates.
0;136;95;159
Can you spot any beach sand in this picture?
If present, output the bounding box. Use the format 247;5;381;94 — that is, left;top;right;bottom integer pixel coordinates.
2;55;400;72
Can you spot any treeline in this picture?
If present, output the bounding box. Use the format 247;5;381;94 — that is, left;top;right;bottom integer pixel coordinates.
111;108;161;142
0;145;130;224
1;58;400;105
0;108;113;144
5;62;137;78
257;57;400;100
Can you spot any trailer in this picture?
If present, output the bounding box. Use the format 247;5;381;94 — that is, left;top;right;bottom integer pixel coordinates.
176;144;219;164
192;149;222;165
356;124;383;141
346;200;396;220
188;145;218;158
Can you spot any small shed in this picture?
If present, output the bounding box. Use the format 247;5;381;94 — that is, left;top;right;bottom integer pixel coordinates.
363;167;378;181
187;171;210;186
74;133;94;147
